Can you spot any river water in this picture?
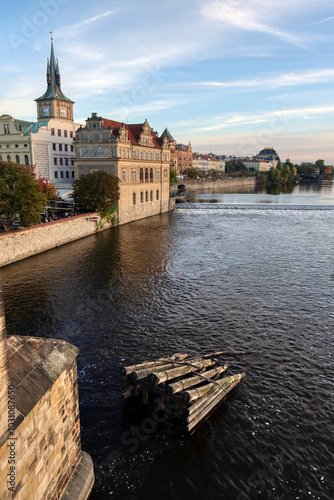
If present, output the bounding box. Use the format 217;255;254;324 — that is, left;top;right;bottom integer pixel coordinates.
1;181;334;500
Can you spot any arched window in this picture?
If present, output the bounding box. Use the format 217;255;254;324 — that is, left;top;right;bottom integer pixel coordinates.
150;168;153;182
145;191;148;202
133;192;136;205
140;168;144;182
25;155;29;165
15;155;20;164
150;190;153;201
156;189;159;201
140;192;144;203
145;168;148;182
7;155;11;162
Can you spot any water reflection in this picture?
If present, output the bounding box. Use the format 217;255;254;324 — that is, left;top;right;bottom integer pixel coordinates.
197;180;334;205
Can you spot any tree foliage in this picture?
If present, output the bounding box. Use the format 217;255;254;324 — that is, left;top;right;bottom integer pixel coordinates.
72;170;120;213
37;177;60;201
169;167;178;186
0;162;47;231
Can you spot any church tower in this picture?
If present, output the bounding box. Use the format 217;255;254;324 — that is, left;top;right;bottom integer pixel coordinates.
35;36;74;122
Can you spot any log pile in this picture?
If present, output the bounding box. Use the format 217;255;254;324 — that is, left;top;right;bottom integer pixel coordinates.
121;352;245;433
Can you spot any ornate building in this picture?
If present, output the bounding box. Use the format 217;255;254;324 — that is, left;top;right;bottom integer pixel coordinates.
160;128;193;175
0;38;79;192
74;114;173;224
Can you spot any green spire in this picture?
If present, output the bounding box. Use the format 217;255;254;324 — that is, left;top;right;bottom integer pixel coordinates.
35;37;73;103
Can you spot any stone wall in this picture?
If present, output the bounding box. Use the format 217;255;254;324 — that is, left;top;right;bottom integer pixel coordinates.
0;335;92;499
0;213;112;268
181;177;256;191
119;198;175;225
0;199;175;267
0;277;9;440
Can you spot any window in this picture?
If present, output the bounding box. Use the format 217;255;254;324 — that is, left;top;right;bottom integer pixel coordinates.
145;152;148;160
65;144;68;152
150;190;153;201
145;168;148;182
140;168;144;182
54;158;57;165
15;144;18;148
25;155;29;165
132;171;137;181
55;171;58;179
59;144;62;151
156;190;159;200
70;131;73;138
7;155;11;162
122;171;126;181
51;128;55;136
145;191;148;202
133;193;136;205
156;170;160;180
71;160;74;166
65;158;68;166
24;144;28;148
58;129;61;137
64;130;68;138
66;171;69;178
15;155;20;164
53;143;56;151
72;171;75;178
60;158;63;166
4;124;10;134
122;150;125;158
140;151;143;159
140;192;144;203
150;168;153;182
61;171;64;178
150;153;153;160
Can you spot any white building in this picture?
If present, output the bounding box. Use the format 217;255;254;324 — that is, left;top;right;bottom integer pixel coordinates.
0;39;80;194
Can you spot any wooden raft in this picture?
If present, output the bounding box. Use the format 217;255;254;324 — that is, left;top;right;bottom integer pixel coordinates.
121;352;245;433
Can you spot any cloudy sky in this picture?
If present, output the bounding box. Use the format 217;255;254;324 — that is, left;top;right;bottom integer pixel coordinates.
1;0;334;163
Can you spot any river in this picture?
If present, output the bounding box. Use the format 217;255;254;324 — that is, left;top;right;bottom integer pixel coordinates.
1;180;334;500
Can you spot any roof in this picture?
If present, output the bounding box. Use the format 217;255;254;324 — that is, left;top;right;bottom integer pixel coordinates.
35;40;73;103
102;118;163;148
160;127;175;141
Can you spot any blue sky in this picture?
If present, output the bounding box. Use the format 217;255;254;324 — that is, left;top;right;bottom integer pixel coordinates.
1;0;334;164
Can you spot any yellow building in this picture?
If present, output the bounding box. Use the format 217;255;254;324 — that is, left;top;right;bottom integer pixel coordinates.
74;114;174;224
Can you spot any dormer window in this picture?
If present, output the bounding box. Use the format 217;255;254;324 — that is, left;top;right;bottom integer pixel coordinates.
4;124;10;134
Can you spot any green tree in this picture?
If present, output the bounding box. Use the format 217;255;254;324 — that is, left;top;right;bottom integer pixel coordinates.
72;170;120;213
0;162;47;231
169;167;178;186
315;159;325;174
276;159;282;170
183;167;200;179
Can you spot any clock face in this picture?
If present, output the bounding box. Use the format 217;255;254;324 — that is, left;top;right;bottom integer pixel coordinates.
60;107;67;118
42;106;50;117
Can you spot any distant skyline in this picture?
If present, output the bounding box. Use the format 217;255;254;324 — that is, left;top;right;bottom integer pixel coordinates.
0;0;333;164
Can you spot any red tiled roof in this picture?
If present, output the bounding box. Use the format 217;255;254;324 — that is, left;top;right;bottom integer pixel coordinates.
102;119;162;149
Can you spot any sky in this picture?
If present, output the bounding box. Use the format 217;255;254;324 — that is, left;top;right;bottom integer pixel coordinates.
0;0;333;164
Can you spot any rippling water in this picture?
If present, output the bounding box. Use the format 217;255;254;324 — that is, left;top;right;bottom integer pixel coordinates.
2;189;334;500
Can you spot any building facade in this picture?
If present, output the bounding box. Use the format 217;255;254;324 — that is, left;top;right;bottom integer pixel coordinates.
242;159;274;172
0;39;79;192
74;114;173;224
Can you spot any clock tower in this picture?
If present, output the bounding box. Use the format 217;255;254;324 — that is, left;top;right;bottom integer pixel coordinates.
35;37;74;121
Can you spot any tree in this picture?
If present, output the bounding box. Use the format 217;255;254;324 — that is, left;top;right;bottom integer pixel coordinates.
37;177;60;201
72;170;120;213
183;167;200;179
169;167;178;186
0;162;47;231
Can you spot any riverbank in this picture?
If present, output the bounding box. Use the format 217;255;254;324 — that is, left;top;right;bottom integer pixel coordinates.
181;177;256;191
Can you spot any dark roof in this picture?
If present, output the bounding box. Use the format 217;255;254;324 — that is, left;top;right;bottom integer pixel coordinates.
35;40;73;103
160;127;175;141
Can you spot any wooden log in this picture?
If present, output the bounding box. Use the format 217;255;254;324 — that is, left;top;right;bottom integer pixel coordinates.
187;373;245;432
129;361;188;383
121;353;188;376
183;373;244;403
148;358;216;387
166;364;228;395
142;387;149;404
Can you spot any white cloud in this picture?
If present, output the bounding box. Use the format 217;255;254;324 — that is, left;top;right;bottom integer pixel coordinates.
187;69;334;90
